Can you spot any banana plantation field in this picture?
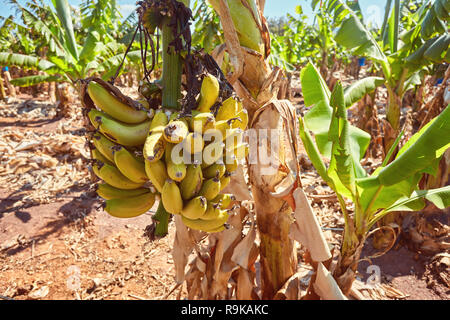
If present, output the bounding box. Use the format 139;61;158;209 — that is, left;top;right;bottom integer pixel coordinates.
0;0;449;302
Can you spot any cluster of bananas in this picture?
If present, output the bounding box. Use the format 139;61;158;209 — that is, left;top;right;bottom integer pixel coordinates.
87;74;248;233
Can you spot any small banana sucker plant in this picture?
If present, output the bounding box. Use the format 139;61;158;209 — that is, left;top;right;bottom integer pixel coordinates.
299;62;450;294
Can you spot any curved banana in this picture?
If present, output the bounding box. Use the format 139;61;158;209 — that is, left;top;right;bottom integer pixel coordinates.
197;74;220;113
181;196;207;219
92;132;117;163
105;192;155;218
144;159;168;193
232;109;249;130
212;193;236;209
143;110;169;162
203;163;226;179
183;132;204;154
226;143;249;160
92;162;144;190
91;148;114;166
87;81;148;124
224;154;238;173
214;119;241;141
198;176;221;201
165;143;186;182
96;183;149;200
113;146;148;183
189;112;215;133
224;128;244;151
219;172;232;191
161;179;183;215
88;109;151;147
180;164;203;200
216;96;239;121
182;209;230;232
163;120;189;144
202;141;225;168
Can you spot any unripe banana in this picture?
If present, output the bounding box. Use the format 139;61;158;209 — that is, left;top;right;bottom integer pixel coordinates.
224;154;238;173
161;179;183;215
232;109;249;130
183;132;204;154
180;164;203;200
181;196;207;219
144;159;168;193
92;132;117;163
87;81;148;124
182;208;230;232
189;112;215;133
219;172;232;191
96;183;149;200
198;176;221;200
113;146;148;183
197;74;220;112
92;148;114;166
216;96;239;121
212;193;236;209
203;163;226;179
92;162;144;190
165;143;187;182
136;98;150;110
105;192;155;218
88;109;151;147
200;202;223;220
163;120;189;143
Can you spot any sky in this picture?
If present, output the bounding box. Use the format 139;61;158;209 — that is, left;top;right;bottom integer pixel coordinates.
0;0;386;27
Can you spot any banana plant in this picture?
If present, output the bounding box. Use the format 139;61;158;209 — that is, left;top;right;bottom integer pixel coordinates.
299;62;450;294
320;0;450;154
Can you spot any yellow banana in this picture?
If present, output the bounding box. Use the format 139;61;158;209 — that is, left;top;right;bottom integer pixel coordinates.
96;183;149;200
202;141;225;168
105;192;156;218
161;179;183;214
197;74;220;112
224;154;238;173
224;128;244;150
219;172;232;191
181;196;207;219
92;162;144;190
214;118;241;140
92;132;117;163
183;132;204;154
189;112;215;133
182;209;230;232
88;109;151;147
87;81;148;124
232;109;249;130
198;176;221;200
91;148;114;166
212;193;236;209
226;143;249;160
165;143;187;182
143;110;169;162
136;98;150;110
216;96;239;121
180;164;203;200
163;120;189;143
201;202;222;220
113;146;148;183
203;163;226;179
144;159;168;193
149;109;169;130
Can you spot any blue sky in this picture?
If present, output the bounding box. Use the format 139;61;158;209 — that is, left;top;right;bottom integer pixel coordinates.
1;0;386;27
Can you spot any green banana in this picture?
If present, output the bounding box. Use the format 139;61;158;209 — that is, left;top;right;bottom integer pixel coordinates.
203;163;226;179
182;208;230;232
161;179;183;214
96;183;149;200
91;148;114;166
181;196;207;219
92;132;117;163
113;146;148;183
92;162;144;190
198;176;221;200
88;109;151;147
216;96;239;121
219;172;232;191
165;143;187;182
145;159;169;193
105;192;156;218
180;164;203;200
87;81;148;124
197;74;220;113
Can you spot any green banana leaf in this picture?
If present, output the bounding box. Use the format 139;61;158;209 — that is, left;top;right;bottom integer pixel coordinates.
300;63;330;107
0;52;55;71
52;0;79;60
11;74;62;87
424;34;450;63
344;77;385;108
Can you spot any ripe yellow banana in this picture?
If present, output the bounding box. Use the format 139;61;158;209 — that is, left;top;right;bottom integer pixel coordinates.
91;148;114;166
219;172;232;191
182;208;230;232
92;162;144;190
216;96;239;121
197;74;220;112
165;143;186;182
181;196;207;219
143;110;169;162
113;146;148;183
201;202;222;220
224;128;244;151
88;109;151;147
226;143;249;160
224;154;238;173
144;159;168;193
183;132;204;154
214;118;241;140
161;179;183;214
163;120;189;144
96;183;149;200
203;163;226;179
189;112;215;133
202;141;225;168
149;109;169;130
180;164;203;200
198;176;221;200
105;192;155;218
212;193;236;209
92;132;117;163
232;109;249;130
